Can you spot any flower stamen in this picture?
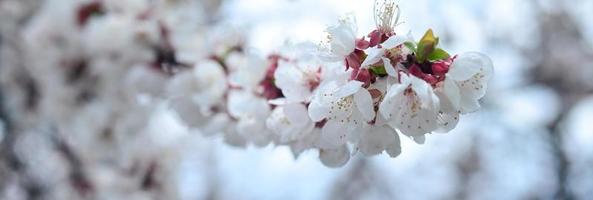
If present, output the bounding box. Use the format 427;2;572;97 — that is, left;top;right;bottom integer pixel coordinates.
374;0;400;34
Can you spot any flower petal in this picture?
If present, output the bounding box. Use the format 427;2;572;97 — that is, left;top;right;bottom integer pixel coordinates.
388;96;438;137
284;103;310;125
386;131;401;158
358;125;400;157
327;24;356;56
443;78;461;110
354;89;375;122
361;48;384;68
383;57;398;78
320;120;349;149
409;76;439;109
379;84;406;119
448;52;491;81
274;61;310;102
334;81;363;98
435;111;460;133
308;99;329;122
412;135;426;144
381;35;406;49
459;96;481;113
319;145;350;168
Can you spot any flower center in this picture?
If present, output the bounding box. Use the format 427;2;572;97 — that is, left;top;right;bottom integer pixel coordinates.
304;69;321;91
403;55;456;86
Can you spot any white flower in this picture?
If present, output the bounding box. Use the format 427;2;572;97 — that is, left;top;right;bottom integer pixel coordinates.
441;52;494;114
274;60;320;102
167;60;227;115
357;124;401;157
379;74;440;143
266;101;315;143
318;15;358;62
308;81;375;148
227;52;267;90
228;90;273;146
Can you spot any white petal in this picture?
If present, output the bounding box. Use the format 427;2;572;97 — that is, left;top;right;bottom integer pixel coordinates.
266;107;287;136
168;97;207;128
319;145;350;168
320;120;349;149
358;125;399;157
224;129;246;147
274;61;310;102
228;91;270;119
381;35;406;49
448;52;491;81
237;118;271;147
379;84;406;119
284;103;312;129
412;135;426;144
361;47;383;68
345;115;364;142
321;65;351;83
390;97;438;137
202;113;231;136
374;110;389;126
443;78;461;110
334;81;363;98
386;131;401;158
354;89;375;122
228;55;267;89
409;76;439;109
434;90;460;133
308;99;329;122
459;96;481;113
227;91;249;117
328;24;356;57
382;57;398;78
290;129;320;157
455;63;492;100
318;53;344;62
166;70;196;98
268;98;287;106
435;111;460;133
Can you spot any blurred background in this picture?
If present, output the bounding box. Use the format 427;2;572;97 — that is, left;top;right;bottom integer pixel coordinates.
1;0;592;199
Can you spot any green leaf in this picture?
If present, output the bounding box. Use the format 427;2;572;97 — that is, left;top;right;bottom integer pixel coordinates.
416;29;440;63
369;65;387;76
404;41;417;53
427;48;450;61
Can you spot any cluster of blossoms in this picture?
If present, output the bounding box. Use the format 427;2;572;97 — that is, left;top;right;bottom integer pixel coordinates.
1;5;491;193
168;0;493;167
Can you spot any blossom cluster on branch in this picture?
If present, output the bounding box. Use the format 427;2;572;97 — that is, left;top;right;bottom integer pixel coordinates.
1;0;492;176
166;1;493;167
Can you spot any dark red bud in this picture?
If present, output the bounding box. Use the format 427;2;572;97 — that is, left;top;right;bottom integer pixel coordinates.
368;30;382;47
431;61;449;76
356;37;370;50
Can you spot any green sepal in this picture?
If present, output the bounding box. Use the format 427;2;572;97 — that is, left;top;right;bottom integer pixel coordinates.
416;29;439;63
404;41;417;54
427;48;450;61
369;65;387;76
